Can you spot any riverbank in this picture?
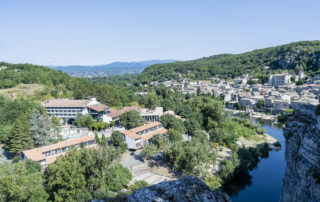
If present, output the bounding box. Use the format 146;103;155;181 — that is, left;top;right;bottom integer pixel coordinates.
226;117;286;202
225;109;277;120
237;133;281;151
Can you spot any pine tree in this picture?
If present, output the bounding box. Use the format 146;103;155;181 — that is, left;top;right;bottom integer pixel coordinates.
29;108;51;147
7;119;34;155
101;134;108;147
94;133;100;145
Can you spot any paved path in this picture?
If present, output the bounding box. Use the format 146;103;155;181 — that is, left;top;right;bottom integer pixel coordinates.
120;151;175;185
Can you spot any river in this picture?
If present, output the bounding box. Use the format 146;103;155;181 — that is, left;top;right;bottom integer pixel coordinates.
224;118;286;202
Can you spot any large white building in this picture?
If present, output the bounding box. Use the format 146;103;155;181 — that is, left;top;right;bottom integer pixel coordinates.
268;74;291;87
139;107;164;122
104;106;163;123
43;98;110;123
44;98;164;124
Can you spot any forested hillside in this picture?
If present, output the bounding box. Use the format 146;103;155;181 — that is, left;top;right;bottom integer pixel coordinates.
0;62;135;107
137;41;320;83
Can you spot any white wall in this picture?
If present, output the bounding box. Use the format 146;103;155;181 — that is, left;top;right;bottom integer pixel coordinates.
125;136;139;150
102;115;113;123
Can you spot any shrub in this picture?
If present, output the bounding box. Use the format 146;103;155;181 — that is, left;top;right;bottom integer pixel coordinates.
129;180;149;192
273;141;281;147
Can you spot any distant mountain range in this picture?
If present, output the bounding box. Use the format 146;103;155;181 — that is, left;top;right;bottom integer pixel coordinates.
51;60;176;77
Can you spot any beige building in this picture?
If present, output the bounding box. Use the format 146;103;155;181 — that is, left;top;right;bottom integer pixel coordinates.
122;121;167;150
22;136;96;168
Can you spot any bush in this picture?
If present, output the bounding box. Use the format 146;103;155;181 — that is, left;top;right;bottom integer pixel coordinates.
273;141;281;147
105;164;132;192
256;127;265;135
218;152;240;182
111;131;125;147
129;180;149;192
168;129;183;142
141;144;158;159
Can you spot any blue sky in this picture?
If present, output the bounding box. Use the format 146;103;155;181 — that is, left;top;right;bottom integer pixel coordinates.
0;0;319;66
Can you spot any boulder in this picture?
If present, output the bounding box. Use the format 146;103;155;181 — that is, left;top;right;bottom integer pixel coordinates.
128;176;230;202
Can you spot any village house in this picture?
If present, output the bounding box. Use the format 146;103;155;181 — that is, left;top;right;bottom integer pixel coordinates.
268;73;291;87
164;110;182;119
21;136;96;169
122;122;168;150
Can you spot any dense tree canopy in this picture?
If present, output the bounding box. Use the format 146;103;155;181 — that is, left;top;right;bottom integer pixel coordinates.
137;41;320;82
46;145;131;201
120;110;146;129
0;161;48;201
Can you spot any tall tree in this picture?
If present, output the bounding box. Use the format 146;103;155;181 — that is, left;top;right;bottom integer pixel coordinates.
0;161;48;201
111;131;124;147
7;119;34;155
101;134;108;147
46;148;90;201
29;108;51;147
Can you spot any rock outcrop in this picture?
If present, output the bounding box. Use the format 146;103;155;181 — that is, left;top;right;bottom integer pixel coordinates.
128;176;231;202
280;104;320;202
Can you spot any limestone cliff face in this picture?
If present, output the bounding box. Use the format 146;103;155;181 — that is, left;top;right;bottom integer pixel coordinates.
280;105;320;202
128;176;231;202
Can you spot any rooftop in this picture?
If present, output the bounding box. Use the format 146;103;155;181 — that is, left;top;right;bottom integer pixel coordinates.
22;136;95;161
43;99;90;108
43;98;108;112
107;106;141;118
122;121;167;140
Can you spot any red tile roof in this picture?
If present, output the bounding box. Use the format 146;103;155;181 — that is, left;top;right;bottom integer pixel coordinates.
43;99;90;108
107;106;141;118
22;136;96;162
87;103;108;112
122;121;167;141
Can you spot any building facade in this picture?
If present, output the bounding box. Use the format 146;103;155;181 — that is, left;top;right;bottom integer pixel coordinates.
122;121;167;150
22;136;96;168
268;74;291;87
139;107;164;122
43;97;110;123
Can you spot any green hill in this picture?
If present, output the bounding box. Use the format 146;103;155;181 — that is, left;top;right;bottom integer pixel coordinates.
0;62;135;107
137;41;320;83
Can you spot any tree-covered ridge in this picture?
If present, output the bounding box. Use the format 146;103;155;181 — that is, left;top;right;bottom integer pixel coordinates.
0;62;136;107
138;40;320;82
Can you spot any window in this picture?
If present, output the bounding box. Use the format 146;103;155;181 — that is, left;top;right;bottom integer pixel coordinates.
56;148;62;154
44;152;50;157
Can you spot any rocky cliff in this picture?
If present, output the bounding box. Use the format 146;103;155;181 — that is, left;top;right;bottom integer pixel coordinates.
128;176;231;202
280;104;320;202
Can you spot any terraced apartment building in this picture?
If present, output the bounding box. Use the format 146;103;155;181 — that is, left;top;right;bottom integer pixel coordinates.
122;121;167;150
21;136;96;168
